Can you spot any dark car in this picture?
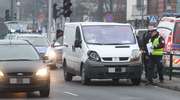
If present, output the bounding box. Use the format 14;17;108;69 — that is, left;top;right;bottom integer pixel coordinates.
0;40;50;97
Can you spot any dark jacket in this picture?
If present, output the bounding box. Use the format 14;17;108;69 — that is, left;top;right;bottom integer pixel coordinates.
142;31;151;54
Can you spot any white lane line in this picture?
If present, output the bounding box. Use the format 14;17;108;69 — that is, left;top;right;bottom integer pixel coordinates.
64;92;79;97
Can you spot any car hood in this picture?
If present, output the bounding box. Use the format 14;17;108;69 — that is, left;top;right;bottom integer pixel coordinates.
0;61;46;73
35;46;48;53
87;44;139;57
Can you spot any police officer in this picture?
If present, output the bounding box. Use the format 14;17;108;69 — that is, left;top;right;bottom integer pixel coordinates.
146;29;165;84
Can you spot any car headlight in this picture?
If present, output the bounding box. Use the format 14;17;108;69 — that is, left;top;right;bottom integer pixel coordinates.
36;67;48;77
46;49;56;59
87;51;101;62
0;71;4;77
131;49;141;61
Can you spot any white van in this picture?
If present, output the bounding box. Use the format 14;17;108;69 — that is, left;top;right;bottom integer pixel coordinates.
63;22;142;85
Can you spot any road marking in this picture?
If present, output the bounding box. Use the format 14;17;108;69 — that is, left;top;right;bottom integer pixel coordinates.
64;92;79;97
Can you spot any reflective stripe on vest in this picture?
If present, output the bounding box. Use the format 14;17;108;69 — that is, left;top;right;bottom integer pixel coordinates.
150;36;163;56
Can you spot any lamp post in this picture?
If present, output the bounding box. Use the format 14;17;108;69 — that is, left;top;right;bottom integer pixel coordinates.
16;0;21;20
140;0;144;28
48;0;52;41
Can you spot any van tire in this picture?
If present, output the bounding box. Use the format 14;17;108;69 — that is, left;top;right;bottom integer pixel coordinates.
81;66;90;85
63;61;73;81
131;78;141;85
112;78;119;84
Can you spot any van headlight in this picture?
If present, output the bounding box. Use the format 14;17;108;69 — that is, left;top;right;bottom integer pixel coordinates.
130;49;141;61
87;51;101;62
36;67;48;77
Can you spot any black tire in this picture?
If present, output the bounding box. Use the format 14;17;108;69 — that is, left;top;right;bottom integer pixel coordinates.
112;78;119;84
63;61;73;81
49;64;57;70
81;66;90;85
39;88;50;97
131;78;141;85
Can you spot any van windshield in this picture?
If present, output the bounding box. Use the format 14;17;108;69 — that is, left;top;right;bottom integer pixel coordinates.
82;25;135;45
174;22;180;44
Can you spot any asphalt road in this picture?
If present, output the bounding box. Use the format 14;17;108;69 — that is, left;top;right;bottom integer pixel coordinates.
0;69;180;100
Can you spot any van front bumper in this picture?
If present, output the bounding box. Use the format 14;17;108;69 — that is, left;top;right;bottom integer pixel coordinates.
83;60;142;79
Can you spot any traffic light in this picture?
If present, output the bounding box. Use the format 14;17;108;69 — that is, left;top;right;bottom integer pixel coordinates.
63;0;72;17
5;9;10;21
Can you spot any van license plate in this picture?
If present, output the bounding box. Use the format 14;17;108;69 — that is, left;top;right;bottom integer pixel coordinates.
108;68;115;73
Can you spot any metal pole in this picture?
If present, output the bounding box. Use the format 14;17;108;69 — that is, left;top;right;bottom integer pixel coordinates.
48;0;52;41
169;53;173;80
141;0;144;28
16;0;20;20
10;0;14;20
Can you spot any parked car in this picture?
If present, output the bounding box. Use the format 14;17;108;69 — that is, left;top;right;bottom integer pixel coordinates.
5;33;59;69
0;40;50;97
62;22;142;85
157;13;180;68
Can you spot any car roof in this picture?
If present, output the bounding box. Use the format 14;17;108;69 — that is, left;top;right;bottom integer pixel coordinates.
0;39;30;45
16;34;44;37
65;22;131;26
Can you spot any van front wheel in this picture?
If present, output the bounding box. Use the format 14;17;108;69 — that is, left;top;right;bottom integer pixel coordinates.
131;78;141;85
81;67;90;85
63;61;73;81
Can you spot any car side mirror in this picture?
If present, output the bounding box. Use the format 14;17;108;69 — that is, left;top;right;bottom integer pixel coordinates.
74;40;82;48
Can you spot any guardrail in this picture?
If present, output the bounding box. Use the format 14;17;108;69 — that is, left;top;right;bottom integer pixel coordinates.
163;52;180;80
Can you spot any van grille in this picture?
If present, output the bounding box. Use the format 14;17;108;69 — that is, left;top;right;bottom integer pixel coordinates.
102;57;112;61
102;57;129;62
119;57;129;61
7;72;33;77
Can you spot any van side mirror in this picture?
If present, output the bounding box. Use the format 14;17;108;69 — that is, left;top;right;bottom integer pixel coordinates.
74;40;82;48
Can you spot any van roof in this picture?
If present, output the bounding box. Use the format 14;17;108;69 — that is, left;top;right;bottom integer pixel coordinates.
161;17;180;21
65;22;131;26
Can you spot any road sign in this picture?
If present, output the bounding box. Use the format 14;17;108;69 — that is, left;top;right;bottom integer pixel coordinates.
148;16;158;23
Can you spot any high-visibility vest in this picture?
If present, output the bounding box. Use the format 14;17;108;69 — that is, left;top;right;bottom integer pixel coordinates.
149;36;163;56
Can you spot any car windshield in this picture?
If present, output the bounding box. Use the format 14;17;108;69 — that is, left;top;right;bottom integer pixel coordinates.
19;37;49;46
82;25;135;45
0;45;40;61
174;22;180;44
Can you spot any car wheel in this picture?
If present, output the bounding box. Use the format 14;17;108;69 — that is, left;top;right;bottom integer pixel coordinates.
39;87;50;97
50;64;57;70
81;66;90;85
112;78;119;84
131;78;141;85
63;61;73;81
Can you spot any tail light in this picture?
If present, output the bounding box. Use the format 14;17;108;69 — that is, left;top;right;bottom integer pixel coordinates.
166;35;172;51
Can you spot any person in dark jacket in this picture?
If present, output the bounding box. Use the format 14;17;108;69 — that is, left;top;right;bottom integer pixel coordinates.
140;30;151;80
146;29;165;84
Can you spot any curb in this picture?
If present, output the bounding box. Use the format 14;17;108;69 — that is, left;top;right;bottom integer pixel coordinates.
141;79;180;92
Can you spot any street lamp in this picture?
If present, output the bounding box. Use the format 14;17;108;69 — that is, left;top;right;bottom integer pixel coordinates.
16;1;21;20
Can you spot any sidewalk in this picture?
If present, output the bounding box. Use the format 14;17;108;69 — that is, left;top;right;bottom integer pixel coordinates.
142;76;180;91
